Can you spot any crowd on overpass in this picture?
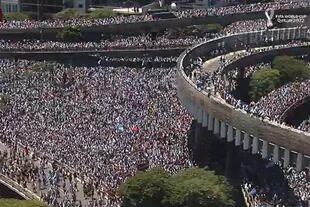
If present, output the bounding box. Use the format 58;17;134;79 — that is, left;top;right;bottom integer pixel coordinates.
0;14;156;30
298;118;310;132
0;35;208;51
0;18;269;53
0;59;192;206
220;19;267;35
254;79;310;123
188;41;310;134
172;1;310;18
0;1;308;30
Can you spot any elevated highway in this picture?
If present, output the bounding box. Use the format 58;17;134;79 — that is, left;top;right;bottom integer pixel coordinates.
177;27;310;172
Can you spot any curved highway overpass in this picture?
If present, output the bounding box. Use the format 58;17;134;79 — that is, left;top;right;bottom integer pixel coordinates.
177;27;310;172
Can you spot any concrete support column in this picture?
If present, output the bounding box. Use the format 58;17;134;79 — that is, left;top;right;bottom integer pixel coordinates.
202;111;208;128
284;149;290;168
197;107;203;124
220;121;226;138
296;153;303;172
194;123;201;145
193;102;198;120
227;125;234;142
213;118;220;135
262;140;268;159
273;145;279;163
235;129;241;146
188;99;194;117
252;137;259;154
207;114;214;131
243;133;250;150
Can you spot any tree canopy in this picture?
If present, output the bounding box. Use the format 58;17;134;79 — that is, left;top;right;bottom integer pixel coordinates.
54;8;81;19
272;56;310;84
119;167;235;207
249;56;310;101
5;12;30;21
87;8;116;19
0;199;47;207
57;26;82;42
249;68;280;101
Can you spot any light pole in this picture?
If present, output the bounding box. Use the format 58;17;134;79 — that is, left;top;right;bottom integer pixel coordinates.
36;0;40;20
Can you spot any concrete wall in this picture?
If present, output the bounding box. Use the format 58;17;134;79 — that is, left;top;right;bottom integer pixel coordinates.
0;47;184;60
177;28;310;156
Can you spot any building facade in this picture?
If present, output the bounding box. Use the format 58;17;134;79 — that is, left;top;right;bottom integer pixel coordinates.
0;0;20;14
18;0;88;19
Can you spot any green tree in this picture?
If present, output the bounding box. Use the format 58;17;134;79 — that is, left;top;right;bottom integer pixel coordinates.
119;167;170;207
249;68;281;101
54;8;81;19
165;168;234;207
5;12;30;21
272;56;310;84
57;26;82;42
119;167;235;207
0;199;47;207
88;8;116;19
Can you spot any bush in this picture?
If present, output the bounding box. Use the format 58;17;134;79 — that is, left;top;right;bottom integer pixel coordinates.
119;167;234;207
249;68;281;101
5;12;30;21
272;56;310;84
249;56;310;101
195;24;223;33
88;8;116;19
57;26;82;42
0;199;47;207
54;8;81;19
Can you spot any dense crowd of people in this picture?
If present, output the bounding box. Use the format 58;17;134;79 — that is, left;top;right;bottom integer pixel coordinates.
220;19;267;36
0;59;193;206
298;118;310;132
172;1;310;18
0;18;269;52
0;1;307;29
254;80;310;123
0;35;208;51
0;14;156;29
242;156;309;207
0;2;307;207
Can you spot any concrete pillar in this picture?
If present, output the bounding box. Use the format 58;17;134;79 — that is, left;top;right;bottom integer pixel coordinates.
273;145;279;163
213;118;220;135
252;137;259;154
243;133;250;150
220;121;226;138
202;111;208;128
187;99;194;117
207;114;214;131
262;140;268;159
284;149;290;168
235;129;241;146
192;102;198;120
227;125;234;142
194;123;201;145
197;106;203;124
296;153;303;172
